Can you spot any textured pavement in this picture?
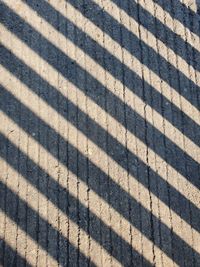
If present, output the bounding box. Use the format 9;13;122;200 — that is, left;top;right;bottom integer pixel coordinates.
0;0;200;266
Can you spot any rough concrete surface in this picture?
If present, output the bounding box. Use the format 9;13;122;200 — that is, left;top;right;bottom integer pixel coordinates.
0;0;200;266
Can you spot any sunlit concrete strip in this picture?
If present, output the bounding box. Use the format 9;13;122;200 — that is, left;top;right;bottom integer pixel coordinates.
0;23;199;205
147;0;200;91
0;116;34;265
0;114;16;264
0;45;199;212
0;212;57;267
149;0;200;174
180;0;197;12
134;0;200;240
51;6;82;264
140;0;200;53
0;3;199;258
0;42;118;266
0;114;174;266
139;0;200;89
0;113;30;266
0;210;58;267
0;20;199;171
70;5;114;264
0;115;32;266
13;0;200;169
93;0;199;88
1;67;179;263
12;0;199;201
0;70;199;259
48;0;200;127
20;40;48;266
0;154;121;267
71;7;94;263
47;0;200;125
0;28;200;222
2;1;199;184
3;0;200;132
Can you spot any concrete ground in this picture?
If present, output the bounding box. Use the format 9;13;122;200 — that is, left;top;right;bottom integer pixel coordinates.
0;0;200;266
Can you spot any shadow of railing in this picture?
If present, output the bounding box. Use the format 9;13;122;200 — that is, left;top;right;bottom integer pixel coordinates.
20;0;200;143
155;0;200;36
0;239;32;267
0;5;199;186
0;133;153;267
110;0;200;71
0;48;199;233
0;0;200;266
64;0;200;103
0;84;200;266
0;180;97;267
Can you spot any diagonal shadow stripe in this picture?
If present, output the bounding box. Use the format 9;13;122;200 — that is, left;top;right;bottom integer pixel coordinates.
110;0;200;73
18;0;200;146
0;180;97;267
63;0;200;105
0;135;153;267
0;33;199;187
0;4;199;188
0;239;33;267
155;0;200;36
0;1;198;266
0;47;199;230
0;47;199;233
1;1;199;193
0;86;199;266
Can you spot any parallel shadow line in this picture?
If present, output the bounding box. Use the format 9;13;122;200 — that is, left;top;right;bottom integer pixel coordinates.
154;0;200;36
0;48;199;232
0;59;199;235
0;238;33;267
0;181;97;267
0;86;199;266
0;39;199;191
110;0;200;71
91;0;200;90
0;19;199;189
0;20;199;167
0;135;153;267
0;159;125;267
16;0;200;143
63;0;200;106
1;77;199;255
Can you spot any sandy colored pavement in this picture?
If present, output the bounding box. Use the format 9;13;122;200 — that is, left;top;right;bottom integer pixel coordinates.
0;0;200;266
